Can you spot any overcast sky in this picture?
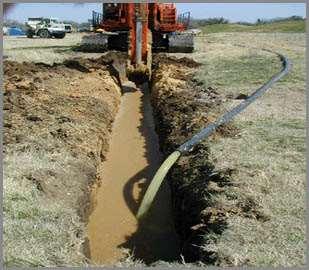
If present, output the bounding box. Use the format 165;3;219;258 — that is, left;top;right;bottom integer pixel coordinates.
4;3;306;24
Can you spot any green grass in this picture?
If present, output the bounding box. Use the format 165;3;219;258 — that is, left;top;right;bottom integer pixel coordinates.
5;45;74;51
200;20;305;34
195;53;281;96
239;118;305;155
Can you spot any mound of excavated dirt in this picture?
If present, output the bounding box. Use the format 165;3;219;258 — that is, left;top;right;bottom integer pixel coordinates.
3;56;122;265
150;54;266;265
4;57;123;216
151;55;235;154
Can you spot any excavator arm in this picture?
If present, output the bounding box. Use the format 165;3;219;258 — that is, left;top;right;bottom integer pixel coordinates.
126;3;152;83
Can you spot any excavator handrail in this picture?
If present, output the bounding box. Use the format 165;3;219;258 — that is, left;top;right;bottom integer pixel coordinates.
177;11;191;29
136;48;291;220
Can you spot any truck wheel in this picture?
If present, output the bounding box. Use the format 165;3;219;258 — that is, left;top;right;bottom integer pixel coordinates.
26;31;34;38
38;29;50;38
53;32;66;39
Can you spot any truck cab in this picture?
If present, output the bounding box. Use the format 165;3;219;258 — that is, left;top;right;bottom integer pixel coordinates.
25;17;66;39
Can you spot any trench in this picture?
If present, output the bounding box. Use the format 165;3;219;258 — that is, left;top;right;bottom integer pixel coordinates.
87;80;180;265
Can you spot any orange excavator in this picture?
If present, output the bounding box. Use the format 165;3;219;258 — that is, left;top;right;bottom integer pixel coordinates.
92;3;193;82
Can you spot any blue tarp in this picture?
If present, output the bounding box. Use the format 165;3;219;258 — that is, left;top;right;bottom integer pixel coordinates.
8;27;25;36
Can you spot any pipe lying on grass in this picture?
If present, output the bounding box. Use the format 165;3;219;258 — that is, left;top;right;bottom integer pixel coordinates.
136;51;291;220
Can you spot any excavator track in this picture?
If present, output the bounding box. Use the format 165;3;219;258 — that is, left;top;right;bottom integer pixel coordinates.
107;32;129;51
168;32;194;53
80;33;108;52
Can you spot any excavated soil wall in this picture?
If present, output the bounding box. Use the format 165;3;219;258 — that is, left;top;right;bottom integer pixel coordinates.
3;56;123;264
150;54;264;264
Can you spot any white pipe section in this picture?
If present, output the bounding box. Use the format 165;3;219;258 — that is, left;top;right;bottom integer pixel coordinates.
136;20;142;65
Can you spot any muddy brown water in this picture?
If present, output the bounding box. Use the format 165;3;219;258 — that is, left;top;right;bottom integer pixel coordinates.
87;82;180;265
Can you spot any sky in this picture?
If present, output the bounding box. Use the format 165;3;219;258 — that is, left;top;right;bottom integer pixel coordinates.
4;3;306;24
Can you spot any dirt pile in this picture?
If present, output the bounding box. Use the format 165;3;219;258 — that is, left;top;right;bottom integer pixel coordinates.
151;55;237;154
3;56;122;265
150;54;267;265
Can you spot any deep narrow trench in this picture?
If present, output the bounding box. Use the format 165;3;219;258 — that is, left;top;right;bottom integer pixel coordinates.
87;80;180;265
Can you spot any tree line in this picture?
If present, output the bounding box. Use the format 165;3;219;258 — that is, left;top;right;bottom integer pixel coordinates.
4;15;304;31
189;15;305;28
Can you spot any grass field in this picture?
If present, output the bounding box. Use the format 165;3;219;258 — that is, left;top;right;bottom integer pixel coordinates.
4;150;86;267
3;33;104;64
164;17;305;265
190;31;306;266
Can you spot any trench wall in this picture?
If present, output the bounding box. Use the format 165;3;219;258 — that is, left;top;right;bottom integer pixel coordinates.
150;55;266;264
3;57;122;266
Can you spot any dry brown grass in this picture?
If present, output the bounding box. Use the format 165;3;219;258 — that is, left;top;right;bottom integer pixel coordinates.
166;31;305;266
194;33;306;266
3;149;87;267
3;33;105;64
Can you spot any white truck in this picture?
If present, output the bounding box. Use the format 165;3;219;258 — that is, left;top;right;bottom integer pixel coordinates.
25;17;66;39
